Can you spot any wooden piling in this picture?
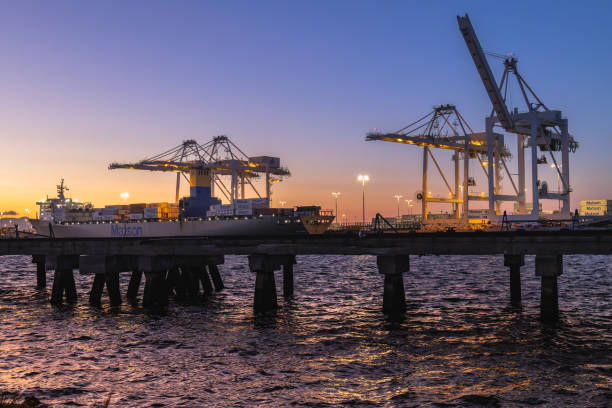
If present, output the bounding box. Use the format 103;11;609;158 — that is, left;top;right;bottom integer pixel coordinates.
182;267;201;299
126;270;142;301
105;271;121;307
199;267;213;296
143;271;168;309
89;274;105;306
208;264;224;291
50;255;79;305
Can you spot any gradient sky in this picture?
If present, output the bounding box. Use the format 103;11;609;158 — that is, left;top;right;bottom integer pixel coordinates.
1;0;611;220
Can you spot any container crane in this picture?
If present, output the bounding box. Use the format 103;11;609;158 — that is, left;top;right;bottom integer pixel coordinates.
109;136;290;211
458;14;578;220
367;104;508;222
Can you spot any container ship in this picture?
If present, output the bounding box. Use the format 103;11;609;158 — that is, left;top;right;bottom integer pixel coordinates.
30;179;334;238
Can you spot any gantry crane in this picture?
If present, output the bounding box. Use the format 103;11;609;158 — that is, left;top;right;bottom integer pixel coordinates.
367;104;509;222
458;14;578;220
109;135;290;204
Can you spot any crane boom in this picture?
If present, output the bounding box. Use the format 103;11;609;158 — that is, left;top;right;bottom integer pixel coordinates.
457;14;514;131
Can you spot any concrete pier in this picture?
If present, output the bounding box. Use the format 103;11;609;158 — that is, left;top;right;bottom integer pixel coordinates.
3;230;610;323
535;254;563;323
504;254;524;305
377;255;409;314
49;255;79;305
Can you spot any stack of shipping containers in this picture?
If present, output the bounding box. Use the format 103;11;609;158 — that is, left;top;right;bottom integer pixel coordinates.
580;200;612;216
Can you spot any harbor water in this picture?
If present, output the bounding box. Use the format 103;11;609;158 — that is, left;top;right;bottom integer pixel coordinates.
0;254;610;407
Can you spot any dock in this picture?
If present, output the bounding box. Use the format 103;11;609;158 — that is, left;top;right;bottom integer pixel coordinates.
2;229;611;322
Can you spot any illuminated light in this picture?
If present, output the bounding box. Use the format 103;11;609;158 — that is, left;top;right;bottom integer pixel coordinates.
396;138;403;142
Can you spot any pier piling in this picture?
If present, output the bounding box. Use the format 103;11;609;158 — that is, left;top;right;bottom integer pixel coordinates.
283;259;295;298
89;273;105;306
32;255;46;289
249;254;283;313
199;267;214;296
49;255;79;305
377;255;409;314
208;264;224;291
535;254;563;323
105;269;121;307
138;256;172;309
504;254;524;305
126;269;142;301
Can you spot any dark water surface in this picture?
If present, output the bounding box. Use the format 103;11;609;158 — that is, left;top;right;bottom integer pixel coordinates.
0;255;610;407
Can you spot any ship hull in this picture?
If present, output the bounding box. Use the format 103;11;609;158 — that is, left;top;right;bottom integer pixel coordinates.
30;216;307;238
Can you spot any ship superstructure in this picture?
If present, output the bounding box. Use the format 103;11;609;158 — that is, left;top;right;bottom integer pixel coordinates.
36;179;94;222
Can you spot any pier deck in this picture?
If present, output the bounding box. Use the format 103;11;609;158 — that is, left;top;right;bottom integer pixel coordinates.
1;229;611;322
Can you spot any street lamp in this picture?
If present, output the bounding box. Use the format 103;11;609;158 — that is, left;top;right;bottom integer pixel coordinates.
394;194;403;218
279;200;286;207
357;174;369;224
331;192;340;224
120;192;129;201
405;199;413;215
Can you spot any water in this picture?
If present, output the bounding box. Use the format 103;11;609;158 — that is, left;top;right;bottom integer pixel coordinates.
0;254;610;407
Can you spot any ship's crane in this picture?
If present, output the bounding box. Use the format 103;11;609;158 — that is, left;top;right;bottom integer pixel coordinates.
109;135;290;204
457;14;578;220
367;104;508;222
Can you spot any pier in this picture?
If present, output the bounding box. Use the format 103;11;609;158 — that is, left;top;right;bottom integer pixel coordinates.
1;229;611;323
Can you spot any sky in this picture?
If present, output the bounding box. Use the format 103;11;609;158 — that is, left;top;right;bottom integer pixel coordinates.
1;0;611;220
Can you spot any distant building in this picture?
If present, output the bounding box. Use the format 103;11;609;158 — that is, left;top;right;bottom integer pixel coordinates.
513;202;542;214
580;200;612;216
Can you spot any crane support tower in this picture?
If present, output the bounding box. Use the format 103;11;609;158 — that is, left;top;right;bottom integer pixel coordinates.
109;136;290;215
458;14;578;221
367;104;508;223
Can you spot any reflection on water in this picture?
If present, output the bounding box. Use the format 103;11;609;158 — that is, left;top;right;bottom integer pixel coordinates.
0;254;610;406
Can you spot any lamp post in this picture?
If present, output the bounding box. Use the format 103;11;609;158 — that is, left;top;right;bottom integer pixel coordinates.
394;194;403;218
357;174;369;224
331;192;340;224
405;199;413;215
279;201;286;207
120;192;129;201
